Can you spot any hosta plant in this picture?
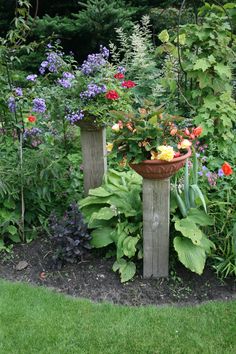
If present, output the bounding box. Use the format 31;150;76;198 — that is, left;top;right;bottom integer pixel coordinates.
79;169;142;282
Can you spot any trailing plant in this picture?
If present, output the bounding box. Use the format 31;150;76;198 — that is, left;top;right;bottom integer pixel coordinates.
79;169;142;282
49;203;91;268
172;151;215;275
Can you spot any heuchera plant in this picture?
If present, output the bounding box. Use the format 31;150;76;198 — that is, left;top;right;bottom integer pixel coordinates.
109;108;202;164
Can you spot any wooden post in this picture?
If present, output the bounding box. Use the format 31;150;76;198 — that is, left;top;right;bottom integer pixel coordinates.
80;127;107;195
143;178;170;278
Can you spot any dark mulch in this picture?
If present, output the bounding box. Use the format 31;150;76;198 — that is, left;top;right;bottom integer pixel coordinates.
0;234;235;306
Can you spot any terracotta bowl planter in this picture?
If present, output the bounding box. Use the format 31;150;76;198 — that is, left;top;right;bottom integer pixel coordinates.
129;149;192;180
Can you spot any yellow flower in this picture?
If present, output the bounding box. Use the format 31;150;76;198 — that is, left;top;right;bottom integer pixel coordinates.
106;142;113;152
111;123;120;132
157;145;174;162
150;150;159;160
178;139;192;150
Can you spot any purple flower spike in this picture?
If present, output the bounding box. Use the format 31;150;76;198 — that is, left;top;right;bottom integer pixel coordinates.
100;45;109;59
66;110;84;125
8;97;16;113
218;169;224;177
32;98;46;113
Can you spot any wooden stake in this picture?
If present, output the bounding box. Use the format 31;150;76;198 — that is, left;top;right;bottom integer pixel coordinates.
80;127;107;195
143;178;170;278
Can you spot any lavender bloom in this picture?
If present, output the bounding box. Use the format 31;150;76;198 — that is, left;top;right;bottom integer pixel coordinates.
117;66;126;74
218;168;224;177
80;53;106;75
39;51;63;75
58;78;72;88
62;72;75;79
206;172;211;178
202;166;208;171
39;67;45;75
100;45;109;59
23;127;42;139
41;61;49;68
198;171;203;176
47;43;52;49
66;110;84;125
32;98;46;113
14;87;23;96
80;83;107;99
26;74;37;81
8;97;16;113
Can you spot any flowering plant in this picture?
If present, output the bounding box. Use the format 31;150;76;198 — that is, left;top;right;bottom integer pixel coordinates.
109;108;202;165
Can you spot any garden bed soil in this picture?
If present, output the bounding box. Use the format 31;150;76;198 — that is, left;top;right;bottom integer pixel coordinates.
0;234;235;306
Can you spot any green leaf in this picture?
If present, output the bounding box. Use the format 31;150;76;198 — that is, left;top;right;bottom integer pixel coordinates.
193;58;211;72
175;218;203;245
174;237;206;275
214;63;231;79
113;259;136;283
190;184;207;213
88;187;112;198
3;200;16;210
123;236;140;258
203;96;218;110
187;208;214;226
198;234;215;253
91;227;115;248
158;30;169;43
7;225;17;235
90;207;117;221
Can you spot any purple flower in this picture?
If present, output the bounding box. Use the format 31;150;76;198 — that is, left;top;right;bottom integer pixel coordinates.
202;166;208;171
14;87;23;97
66;110;84;125
39;67;45;75
100;45;109;59
198;171;203;176
80;52;107;75
41;61;49;68
218;168;224;177
80;83;107;99
32;98;46;113
117;66;126;74
58;78;72;88
26;74;37;81
207;172;218;187
206;172;211;178
8;97;16;113
23;127;42;139
62;72;75;79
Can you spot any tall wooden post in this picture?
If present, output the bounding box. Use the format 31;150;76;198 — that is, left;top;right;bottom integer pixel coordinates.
143;178;170;278
80;127;107;195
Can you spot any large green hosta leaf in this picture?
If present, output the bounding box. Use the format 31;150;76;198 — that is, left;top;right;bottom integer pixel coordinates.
175;218;203;245
112;258;136;283
174;237;206;275
187;208;214;226
91;227;115;248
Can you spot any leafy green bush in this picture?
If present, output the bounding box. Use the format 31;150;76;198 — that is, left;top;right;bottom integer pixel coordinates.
79;169;142;282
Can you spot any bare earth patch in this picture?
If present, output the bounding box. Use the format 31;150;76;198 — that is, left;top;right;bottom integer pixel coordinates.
0;234;235;306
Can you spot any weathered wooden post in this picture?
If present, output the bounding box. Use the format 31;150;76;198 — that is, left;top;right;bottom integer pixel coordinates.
130;149;191;278
80;126;107;195
143;178;170;278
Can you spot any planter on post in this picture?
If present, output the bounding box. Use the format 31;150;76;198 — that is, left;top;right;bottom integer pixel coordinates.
130;149;191;278
78;117;107;196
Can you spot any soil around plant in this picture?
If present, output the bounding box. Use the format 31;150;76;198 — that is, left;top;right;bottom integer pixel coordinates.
0;234;235;306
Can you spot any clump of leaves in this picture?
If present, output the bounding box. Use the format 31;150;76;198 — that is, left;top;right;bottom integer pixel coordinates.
49;203;91;268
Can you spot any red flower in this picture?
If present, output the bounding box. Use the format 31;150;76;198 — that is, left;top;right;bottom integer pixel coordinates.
114;73;124;79
105;90;119;100
121;80;136;88
193;126;203;137
27;115;37;123
174;151;181;158
221;162;233;176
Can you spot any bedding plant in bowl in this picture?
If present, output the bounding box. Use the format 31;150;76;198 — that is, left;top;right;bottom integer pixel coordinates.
109;106;202;179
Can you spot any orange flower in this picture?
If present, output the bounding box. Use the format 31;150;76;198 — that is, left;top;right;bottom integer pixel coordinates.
27;115;37;123
193;126;203;137
170;127;177;136
150;150;159;160
222;162;233;176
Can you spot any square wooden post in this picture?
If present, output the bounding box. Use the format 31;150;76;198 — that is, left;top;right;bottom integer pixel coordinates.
143;178;170;278
80;127;107;195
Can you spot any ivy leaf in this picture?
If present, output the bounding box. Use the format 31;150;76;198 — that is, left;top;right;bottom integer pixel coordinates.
193;58;211;72
174;236;206;275
158;30;169;43
214;63;231;79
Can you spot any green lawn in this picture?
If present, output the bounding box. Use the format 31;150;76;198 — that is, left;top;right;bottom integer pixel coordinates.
0;279;235;354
